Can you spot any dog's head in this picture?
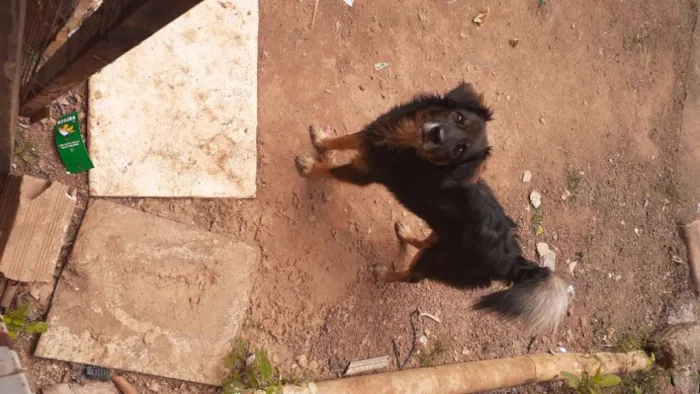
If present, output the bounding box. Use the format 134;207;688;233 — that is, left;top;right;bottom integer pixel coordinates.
417;82;492;166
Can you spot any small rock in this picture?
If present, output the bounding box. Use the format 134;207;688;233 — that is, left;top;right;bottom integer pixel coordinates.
539;116;546;124
537;242;556;270
461;347;472;356
459;31;467;39
509;38;520;47
530;190;542;209
568;260;578;276
561;190;572;201
246;353;256;368
419;335;428;346
297;354;309;369
143;330;157;345
148;382;161;392
522;170;532;183
634;228;641;237
309;360;320;372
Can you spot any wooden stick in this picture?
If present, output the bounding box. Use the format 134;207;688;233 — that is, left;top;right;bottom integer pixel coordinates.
112;375;139;394
310;0;319;28
678;218;700;296
281;351;650;394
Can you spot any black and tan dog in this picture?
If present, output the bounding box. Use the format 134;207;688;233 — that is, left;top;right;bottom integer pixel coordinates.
295;83;568;332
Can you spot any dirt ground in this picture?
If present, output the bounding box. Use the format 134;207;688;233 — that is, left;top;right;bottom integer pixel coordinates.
8;0;700;393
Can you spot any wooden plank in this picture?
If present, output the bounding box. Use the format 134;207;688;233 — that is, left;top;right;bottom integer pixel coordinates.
19;0;204;118
0;0;26;190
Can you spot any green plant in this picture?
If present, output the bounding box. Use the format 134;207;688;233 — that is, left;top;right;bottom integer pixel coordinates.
222;340;283;394
562;367;622;394
418;338;448;367
531;208;543;235
14;135;40;164
2;304;49;339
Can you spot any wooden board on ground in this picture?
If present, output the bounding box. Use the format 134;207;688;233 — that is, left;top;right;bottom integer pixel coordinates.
0;175;76;282
87;0;258;198
35;200;260;384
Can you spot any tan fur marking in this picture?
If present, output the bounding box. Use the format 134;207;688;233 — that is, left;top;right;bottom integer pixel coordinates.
318;132;363;151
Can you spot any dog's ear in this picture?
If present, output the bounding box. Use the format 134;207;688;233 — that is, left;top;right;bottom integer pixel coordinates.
446;82;493;121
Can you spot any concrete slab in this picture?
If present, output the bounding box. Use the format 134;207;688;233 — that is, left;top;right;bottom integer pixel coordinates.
87;0;258;198
35;200;260;385
42;382;119;394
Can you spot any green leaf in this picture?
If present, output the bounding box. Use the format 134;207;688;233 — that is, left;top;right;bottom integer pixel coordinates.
560;371;580;389
595;374;621;387
634;386;643;394
34;322;48;333
8;331;17;340
2;315;11;325
256;349;273;382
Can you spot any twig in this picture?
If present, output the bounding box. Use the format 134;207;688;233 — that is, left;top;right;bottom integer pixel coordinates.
393;310;421;369
418;311;442;324
310;0;320;28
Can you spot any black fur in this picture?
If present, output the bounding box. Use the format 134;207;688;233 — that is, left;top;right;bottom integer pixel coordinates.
299;82;568;331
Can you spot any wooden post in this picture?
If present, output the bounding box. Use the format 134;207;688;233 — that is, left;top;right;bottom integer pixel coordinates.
0;0;26;191
19;0;204;119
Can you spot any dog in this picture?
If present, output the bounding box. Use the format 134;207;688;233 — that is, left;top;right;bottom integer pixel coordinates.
295;82;568;332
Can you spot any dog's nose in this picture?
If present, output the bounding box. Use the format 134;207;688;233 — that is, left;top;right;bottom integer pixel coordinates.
427;126;443;144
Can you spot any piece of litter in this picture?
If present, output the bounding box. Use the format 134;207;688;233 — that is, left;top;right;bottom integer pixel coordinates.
567;284;575;296
568;260;578;276
643;197;649;209
522;170;532;183
342;0;354;6
472;7;490;26
561;189;572;201
419;312;442;324
84;365;111;381
671;255;684;264
374;62;389;71
509;38;520;47
615;275;622;281
530;190;542;209
634;228;641;237
558;346;567;353
344;356;390;376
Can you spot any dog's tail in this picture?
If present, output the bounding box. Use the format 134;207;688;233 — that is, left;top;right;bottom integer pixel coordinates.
473;261;569;333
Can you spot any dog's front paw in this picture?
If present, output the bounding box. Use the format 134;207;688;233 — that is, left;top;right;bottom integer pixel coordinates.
309;125;329;152
394;221;413;243
295;156;316;177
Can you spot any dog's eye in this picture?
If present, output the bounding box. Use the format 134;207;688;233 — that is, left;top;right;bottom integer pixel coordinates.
453;143;467;157
453;112;464;124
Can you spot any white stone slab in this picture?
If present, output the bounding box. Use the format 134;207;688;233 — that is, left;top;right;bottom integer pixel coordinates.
88;0;258;198
35;200;260;385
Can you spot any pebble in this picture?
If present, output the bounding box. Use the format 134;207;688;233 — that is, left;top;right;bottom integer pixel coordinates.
537;242;557;270
297;354;309;369
561;190;572;201
419;335;428;346
568;260;578;276
148;382;161;392
143;330;157;345
522;170;532;183
529;190;542;209
539;116;546;124
461;347;472;356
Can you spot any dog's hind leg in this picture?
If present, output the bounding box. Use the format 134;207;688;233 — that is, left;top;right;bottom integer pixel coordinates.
295;156;374;186
394;222;437;249
382;248;427;283
309;126;362;152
